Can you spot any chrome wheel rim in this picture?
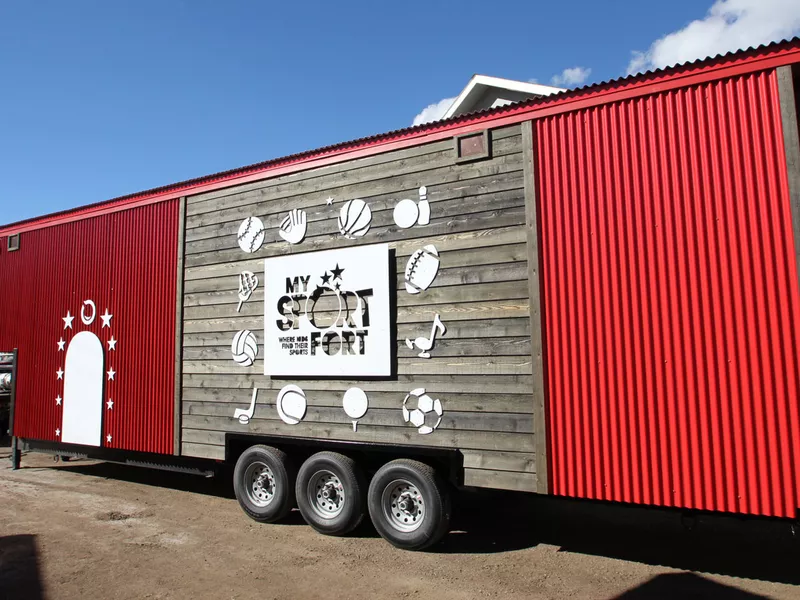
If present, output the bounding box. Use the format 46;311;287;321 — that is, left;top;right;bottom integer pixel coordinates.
382;479;425;532
307;470;346;519
245;461;276;507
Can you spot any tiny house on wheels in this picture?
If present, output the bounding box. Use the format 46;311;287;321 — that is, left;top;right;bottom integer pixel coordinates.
3;41;800;551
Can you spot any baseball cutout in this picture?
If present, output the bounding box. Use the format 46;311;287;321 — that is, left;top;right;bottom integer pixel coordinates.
231;329;258;366
404;244;440;294
237;216;266;253
343;387;369;432
276;384;307;425
338;199;372;239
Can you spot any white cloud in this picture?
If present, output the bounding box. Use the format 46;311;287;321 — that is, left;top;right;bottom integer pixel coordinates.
412;97;456;126
550;67;592;87
627;0;800;75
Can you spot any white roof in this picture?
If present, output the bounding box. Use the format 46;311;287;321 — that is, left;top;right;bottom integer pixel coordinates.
442;74;564;119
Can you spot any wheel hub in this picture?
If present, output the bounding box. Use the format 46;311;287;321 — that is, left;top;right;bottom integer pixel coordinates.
244;462;276;508
382;480;425;532
308;470;346;519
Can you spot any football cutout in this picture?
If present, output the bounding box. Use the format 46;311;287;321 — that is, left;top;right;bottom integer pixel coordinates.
231;329;258;367
338;199;372;239
404;244;440;294
402;388;443;435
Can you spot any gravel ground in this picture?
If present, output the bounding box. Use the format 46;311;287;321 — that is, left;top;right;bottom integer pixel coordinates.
1;447;799;600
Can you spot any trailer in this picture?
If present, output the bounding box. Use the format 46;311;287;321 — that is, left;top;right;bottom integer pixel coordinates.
2;40;800;550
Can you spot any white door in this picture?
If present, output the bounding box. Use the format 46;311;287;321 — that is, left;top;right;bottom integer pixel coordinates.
62;331;104;446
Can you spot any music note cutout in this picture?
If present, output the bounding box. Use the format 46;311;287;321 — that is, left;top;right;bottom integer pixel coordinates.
405;314;446;359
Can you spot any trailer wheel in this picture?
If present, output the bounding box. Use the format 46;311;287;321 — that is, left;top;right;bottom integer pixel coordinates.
295;451;366;536
233;445;296;523
367;459;451;551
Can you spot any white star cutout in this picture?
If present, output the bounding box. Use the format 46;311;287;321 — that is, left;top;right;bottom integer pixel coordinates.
55;428;60;437
56;368;64;380
107;399;114;410
107;368;115;381
57;338;66;351
108;336;117;351
56;395;62;406
325;196;334;205
63;311;74;329
106;434;112;443
100;309;113;328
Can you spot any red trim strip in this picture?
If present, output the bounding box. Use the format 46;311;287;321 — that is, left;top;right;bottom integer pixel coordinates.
3;42;800;236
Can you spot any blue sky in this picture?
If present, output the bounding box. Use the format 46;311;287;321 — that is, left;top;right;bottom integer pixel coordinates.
1;0;799;224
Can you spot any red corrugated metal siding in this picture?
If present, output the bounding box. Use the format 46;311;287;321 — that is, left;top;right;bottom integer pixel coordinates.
536;69;800;517
0;200;178;454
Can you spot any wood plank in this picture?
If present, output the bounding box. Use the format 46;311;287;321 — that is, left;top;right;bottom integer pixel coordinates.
185;279;528;314
182;389;534;412
182;373;534;394
182;299;529;333
184;205;527;269
186;160;525;236
183;318;531;347
184;234;527;282
173;196;187;456
184;185;525;256
181;414;534;452
463;468;536;492
186;130;522;220
181;441;225;460
181;403;534;434
182;263;528;313
181;429;226;446
778;66;800;297
462;450;536;473
183;336;531;362
182;355;532;376
522;120;548;494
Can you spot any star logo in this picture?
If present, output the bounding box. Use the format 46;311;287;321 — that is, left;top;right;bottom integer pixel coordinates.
106;434;112;444
325;196;334;205
63;311;74;329
320;272;331;285
55;428;60;437
334;282;341;291
56;395;62;406
100;309;113;328
56;368;64;380
107;367;116;381
331;263;345;280
108;336;117;351
57;338;65;351
106;399;114;410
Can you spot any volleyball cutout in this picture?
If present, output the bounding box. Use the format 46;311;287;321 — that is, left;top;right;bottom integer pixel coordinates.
237;216;266;253
338;199;372;239
231;329;258;367
404;244;440;294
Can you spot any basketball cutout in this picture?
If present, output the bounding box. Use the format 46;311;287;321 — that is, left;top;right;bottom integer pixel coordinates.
338;199;372;239
231;329;258;366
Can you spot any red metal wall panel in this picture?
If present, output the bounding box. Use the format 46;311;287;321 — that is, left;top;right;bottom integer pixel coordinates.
0;200;179;454
536;70;800;517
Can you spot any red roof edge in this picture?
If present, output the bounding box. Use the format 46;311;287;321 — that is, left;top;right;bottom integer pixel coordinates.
2;37;800;236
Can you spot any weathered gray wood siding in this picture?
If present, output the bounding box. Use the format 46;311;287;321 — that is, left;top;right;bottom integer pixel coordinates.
180;124;537;492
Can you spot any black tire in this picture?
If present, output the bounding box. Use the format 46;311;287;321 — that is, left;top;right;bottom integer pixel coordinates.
295;451;366;536
233;445;296;523
367;459;451;551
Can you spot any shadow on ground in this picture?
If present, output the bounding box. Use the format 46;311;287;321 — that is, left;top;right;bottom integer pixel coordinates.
0;534;45;600
612;572;773;599
15;453;800;586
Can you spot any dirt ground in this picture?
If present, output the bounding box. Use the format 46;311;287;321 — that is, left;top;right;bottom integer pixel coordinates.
1;446;799;600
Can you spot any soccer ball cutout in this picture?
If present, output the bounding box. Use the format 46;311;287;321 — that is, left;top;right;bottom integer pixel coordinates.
402;388;443;435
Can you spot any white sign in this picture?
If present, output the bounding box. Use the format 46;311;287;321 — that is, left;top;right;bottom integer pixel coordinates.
263;244;391;377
